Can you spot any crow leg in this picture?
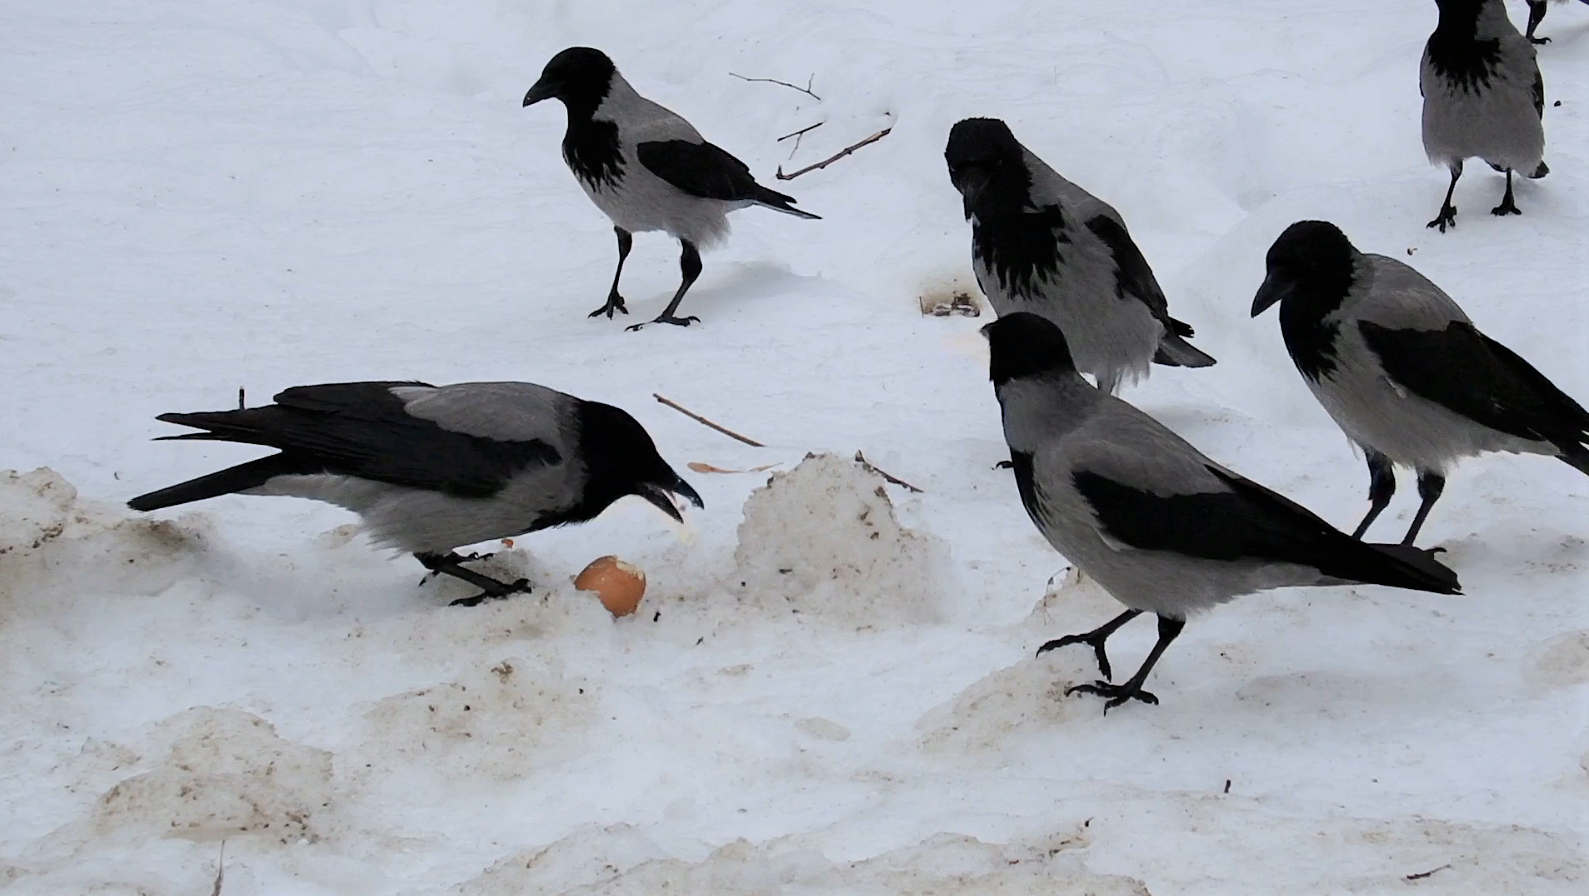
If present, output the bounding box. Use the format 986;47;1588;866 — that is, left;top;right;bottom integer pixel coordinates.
1427;162;1461;232
1401;470;1446;547
590;227;633;318
1036;609;1143;680
1491;169;1521;217
1351;450;1397;539
1526;1;1549;43
415;551;532;607
627;240;702;330
1067;615;1185;712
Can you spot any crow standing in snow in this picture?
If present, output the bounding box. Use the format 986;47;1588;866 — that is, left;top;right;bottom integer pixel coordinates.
523;47;819;330
985;313;1459;710
1524;0;1589;43
1421;0;1548;231
945;118;1215;396
128;381;703;606
1252;221;1589;547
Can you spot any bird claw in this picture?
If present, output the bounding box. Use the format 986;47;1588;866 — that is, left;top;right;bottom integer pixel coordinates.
448;577;533;608
1529;36;1550;45
1066;680;1159;712
588;296;629;319
1490;201;1521;217
993;459;1014;470
1037;633;1114;680
1426;206;1457;232
626;315;701;331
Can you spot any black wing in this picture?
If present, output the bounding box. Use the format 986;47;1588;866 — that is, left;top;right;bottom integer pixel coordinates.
1359;321;1589;448
637;139;762;202
157;382;560;498
1533;67;1545;120
1085;214;1174;322
1073;466;1459;592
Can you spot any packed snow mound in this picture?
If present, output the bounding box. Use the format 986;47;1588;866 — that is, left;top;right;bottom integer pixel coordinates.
93;707;333;843
354;656;600;782
916;655;1094;752
450;825;1143;895
0;467;211;621
731;453;949;626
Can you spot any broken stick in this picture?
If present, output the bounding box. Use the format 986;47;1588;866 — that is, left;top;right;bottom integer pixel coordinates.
654;394;766;447
776;126;892;180
855;451;923;493
729;72;819;101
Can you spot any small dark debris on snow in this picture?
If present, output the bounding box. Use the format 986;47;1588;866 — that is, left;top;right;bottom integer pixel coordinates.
1405;864;1451;881
1223;779;1232;794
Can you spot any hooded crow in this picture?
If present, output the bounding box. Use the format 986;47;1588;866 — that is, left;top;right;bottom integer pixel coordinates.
1421;0;1548;232
523;47;819;330
1252;220;1589;546
128;381;703;606
945;118;1215;396
1523;0;1589;43
985;313;1460;710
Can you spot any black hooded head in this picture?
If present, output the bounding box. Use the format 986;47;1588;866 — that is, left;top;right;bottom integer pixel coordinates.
562;401;703;528
982;312;1078;389
945;118;1033;220
523;47;618;119
1251;220;1359;381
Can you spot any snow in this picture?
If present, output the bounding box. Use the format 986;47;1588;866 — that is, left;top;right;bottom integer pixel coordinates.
2;0;1587;892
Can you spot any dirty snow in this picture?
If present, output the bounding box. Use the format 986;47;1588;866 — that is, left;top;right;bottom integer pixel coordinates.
2;0;1587;893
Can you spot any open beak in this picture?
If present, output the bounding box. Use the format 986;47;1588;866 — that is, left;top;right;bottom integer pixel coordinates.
1250;272;1290;317
638;475;704;524
523;79;555;107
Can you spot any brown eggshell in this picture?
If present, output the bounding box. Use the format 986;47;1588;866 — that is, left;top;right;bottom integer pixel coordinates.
573;555;647;617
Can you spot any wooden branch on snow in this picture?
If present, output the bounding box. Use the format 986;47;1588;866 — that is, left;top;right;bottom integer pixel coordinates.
855;451;923;493
776;126;893;180
654;393;766;447
777;122;823;143
729;72;820;101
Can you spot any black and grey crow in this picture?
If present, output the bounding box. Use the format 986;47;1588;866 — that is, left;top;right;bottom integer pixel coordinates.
128;381;703;606
1523;0;1589;43
1253;220;1589;547
986;313;1460;710
524;47;819;329
945;117;1215;396
1421;0;1548;231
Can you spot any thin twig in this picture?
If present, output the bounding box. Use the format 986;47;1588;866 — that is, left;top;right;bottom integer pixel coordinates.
777;121;824;158
211;841;226;896
854;451;923;493
776;126;893;180
654;394;765;447
1404;864;1450;882
237;387;245;410
777;122;823;142
729;72;820;101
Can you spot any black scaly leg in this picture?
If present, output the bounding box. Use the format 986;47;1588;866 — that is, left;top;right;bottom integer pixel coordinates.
1036;609;1143;680
415;551;532;608
590;227;633;318
1351;450;1397;540
1526;1;1549;44
1401;470;1446;547
1427;162;1461;232
628;240;703;330
1067;615;1186;712
1491;169;1521;217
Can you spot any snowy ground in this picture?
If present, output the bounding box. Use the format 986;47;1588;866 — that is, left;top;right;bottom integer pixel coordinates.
3;0;1587;892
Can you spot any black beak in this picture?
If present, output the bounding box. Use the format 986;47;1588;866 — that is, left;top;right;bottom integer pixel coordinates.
638;474;704;525
1251;272;1290;317
955;168;992;219
523;78;555;107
